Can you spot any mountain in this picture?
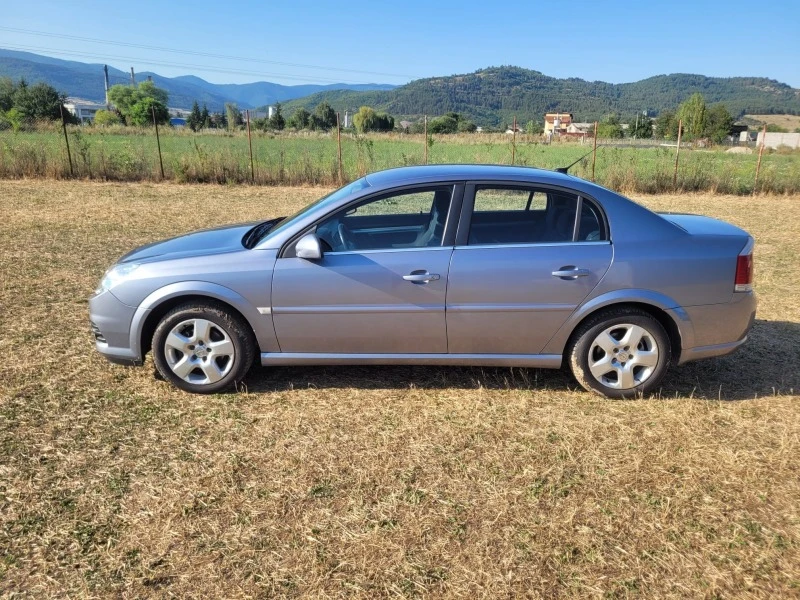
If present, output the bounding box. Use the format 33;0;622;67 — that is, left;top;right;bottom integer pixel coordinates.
281;66;800;126
0;49;395;110
3;50;797;125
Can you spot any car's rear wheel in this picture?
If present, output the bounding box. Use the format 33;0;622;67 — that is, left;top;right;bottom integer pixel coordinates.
152;302;256;394
568;307;671;398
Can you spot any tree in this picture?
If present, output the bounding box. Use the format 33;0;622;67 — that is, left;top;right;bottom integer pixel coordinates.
457;119;477;133
187;101;202;132
200;104;210;129
108;81;169;126
268;102;285;130
127;96;169;126
0;77;15;112
525;120;543;135
628;113;653;138
309;102;336;130
211;111;226;129
428;113;459;134
597;113;623;139
224;102;242;130
14;81;68;121
677;93;707;139
94;109;122;126
352;106;394;132
0;107;24;132
655;110;679;139
703;104;734;142
288;107;310;130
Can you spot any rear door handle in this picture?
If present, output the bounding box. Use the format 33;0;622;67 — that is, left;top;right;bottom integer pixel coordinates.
403;271;440;283
552;267;590;280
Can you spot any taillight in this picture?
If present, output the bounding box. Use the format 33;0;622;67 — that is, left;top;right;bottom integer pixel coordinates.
735;240;754;292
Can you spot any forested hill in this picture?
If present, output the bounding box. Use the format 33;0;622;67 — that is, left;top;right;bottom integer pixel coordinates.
281;66;800;126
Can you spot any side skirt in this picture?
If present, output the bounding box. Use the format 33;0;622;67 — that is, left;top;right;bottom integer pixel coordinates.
260;353;563;368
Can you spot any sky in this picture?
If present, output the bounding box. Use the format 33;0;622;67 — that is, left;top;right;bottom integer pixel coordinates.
2;0;798;88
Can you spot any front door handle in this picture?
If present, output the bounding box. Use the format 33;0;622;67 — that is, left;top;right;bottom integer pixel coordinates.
552;267;590;280
403;271;440;284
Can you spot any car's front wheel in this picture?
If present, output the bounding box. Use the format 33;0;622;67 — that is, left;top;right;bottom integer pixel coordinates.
152;302;256;393
568;307;672;398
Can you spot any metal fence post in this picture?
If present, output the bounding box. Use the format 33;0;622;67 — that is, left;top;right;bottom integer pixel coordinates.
424;115;428;165
511;116;517;165
673;119;683;189
754;124;767;192
336;112;343;185
59;104;73;177
591;122;598;181
152;105;164;179
246;110;254;183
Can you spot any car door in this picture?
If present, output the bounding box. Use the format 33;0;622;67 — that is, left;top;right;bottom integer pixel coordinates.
446;183;612;354
271;184;461;354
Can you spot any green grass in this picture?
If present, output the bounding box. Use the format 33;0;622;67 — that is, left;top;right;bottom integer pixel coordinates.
1;127;798;194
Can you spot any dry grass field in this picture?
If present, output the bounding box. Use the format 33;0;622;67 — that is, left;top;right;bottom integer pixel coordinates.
745;114;800;131
1;180;798;598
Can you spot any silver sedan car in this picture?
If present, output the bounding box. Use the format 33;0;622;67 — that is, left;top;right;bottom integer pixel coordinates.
89;165;756;398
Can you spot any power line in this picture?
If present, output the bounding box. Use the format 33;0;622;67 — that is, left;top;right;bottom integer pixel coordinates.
2;44;399;85
0;25;414;81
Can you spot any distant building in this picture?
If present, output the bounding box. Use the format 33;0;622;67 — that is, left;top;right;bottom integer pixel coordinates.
168;107;192;118
63;98;107;123
268;106;275;119
544;112;573;135
344;111;352;128
567;122;593;134
757;131;800;149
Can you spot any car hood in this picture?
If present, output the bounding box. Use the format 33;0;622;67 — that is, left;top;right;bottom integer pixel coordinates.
118;222;257;264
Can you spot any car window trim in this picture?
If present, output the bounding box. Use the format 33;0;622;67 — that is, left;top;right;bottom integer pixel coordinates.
280;182;465;258
456;181;610;247
454;240;612;250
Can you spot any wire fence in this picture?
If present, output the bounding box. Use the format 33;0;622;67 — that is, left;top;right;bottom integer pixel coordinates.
1;116;797;195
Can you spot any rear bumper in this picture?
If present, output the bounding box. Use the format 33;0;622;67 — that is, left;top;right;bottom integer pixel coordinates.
89;290;144;366
673;292;756;365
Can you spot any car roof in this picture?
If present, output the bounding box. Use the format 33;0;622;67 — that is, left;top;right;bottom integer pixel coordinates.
364;164;584;189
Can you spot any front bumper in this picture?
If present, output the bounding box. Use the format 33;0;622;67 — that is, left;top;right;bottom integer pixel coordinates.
88;290;143;366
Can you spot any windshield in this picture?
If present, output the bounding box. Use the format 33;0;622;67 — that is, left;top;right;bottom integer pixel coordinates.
257;177;372;244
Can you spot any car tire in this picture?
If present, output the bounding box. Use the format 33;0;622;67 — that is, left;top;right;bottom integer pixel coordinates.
568;307;672;399
152;302;256;394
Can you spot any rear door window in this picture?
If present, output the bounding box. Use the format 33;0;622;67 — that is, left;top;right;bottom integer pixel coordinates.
468;186;579;245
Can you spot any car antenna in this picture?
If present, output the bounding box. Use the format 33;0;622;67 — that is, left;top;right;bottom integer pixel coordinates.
555;145;602;174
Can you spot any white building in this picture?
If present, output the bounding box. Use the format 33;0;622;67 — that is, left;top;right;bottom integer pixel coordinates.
756;131;800;149
63;98;107;123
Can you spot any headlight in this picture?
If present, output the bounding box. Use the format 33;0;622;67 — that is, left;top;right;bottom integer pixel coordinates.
94;263;140;295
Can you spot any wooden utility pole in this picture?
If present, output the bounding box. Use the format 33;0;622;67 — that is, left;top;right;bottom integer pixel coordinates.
591;121;598;181
673;119;683;189
59;104;73;177
336;112;344;185
246;110;254;183
152;105;164;179
511;116;517;165
103;64;110;109
424;115;428;165
754;124;767;191
130;67;135;87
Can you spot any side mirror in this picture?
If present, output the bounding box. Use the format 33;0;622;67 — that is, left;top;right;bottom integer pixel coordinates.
295;233;323;260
